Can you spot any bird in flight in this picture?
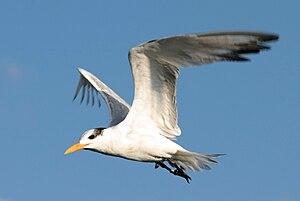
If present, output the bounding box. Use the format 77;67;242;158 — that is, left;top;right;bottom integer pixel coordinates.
65;31;278;183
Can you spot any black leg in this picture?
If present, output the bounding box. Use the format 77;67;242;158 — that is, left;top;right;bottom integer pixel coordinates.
155;161;172;172
155;161;192;183
167;159;191;183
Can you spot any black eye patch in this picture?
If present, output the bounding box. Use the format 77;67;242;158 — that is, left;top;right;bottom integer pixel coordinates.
88;135;95;140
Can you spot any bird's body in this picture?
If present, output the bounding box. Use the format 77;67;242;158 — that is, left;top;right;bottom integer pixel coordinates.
86;126;182;162
65;31;278;182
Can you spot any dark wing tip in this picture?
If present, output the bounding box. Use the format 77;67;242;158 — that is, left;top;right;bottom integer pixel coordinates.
258;33;279;42
226;32;279;61
236;44;271;54
222;54;250;62
72;94;78;102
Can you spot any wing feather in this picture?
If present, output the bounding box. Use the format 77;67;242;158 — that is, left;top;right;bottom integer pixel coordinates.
125;31;278;139
143;31;278;67
73;68;131;127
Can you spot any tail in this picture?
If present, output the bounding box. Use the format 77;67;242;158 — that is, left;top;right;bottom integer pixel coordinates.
171;150;224;171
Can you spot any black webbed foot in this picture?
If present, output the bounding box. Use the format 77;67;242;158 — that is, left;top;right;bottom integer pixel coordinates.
171;168;192;183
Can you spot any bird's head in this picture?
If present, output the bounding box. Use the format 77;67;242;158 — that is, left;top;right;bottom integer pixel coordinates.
64;127;106;155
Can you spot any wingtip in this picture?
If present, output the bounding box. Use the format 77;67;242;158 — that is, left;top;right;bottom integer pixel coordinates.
265;33;279;42
77;67;84;73
77;67;92;75
72;95;77;102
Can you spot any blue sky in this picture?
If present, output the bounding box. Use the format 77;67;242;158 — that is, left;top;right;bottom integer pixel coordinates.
0;0;299;201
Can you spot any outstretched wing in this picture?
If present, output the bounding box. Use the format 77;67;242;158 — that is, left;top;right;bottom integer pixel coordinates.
73;68;131;127
124;31;278;139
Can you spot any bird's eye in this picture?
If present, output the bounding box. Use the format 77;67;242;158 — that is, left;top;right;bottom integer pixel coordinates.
88;135;95;140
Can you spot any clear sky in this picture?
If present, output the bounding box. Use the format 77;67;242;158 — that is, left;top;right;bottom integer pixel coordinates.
0;0;299;201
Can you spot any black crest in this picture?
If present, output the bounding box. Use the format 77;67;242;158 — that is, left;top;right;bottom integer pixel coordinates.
94;127;105;137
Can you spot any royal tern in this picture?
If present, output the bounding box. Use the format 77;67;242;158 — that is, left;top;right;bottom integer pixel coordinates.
65;31;278;183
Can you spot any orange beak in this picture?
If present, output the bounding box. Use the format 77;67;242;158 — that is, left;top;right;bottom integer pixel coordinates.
64;142;89;155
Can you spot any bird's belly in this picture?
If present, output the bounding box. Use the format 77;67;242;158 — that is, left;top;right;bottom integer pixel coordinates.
111;135;179;162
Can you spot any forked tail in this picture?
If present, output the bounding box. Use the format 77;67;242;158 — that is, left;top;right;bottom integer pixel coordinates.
171;150;224;171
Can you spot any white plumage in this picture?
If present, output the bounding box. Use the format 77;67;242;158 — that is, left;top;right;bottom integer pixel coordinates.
65;31;278;182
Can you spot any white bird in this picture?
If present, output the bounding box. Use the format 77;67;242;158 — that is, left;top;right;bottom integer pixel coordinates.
65;31;278;183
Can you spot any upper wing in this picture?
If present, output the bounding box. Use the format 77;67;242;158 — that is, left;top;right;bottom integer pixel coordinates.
124;31;278;139
73;68;131;127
